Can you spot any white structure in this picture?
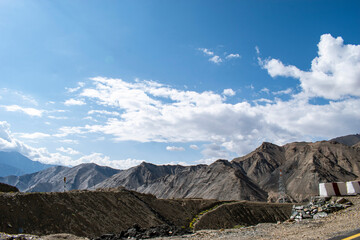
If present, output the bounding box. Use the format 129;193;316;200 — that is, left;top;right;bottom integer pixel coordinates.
319;182;347;197
346;181;360;195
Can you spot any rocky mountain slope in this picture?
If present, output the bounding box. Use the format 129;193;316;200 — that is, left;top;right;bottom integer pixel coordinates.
331;134;360;146
97;160;267;201
0;163;120;192
0;151;55;177
233;141;360;201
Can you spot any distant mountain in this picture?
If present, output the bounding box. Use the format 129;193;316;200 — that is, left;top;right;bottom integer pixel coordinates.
96;160;268;201
233;141;360;202
0;163;120;192
0;151;55;177
96;162;192;190
331;134;360;146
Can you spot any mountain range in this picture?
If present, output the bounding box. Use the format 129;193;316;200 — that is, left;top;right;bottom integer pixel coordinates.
0;134;359;202
0;151;55;177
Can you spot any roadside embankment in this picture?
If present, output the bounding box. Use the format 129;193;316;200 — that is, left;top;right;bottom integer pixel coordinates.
193;201;292;231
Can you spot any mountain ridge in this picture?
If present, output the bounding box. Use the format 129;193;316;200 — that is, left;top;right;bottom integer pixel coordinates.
1;134;359;202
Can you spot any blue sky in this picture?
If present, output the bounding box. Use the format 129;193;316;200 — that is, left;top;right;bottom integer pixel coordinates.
0;0;359;169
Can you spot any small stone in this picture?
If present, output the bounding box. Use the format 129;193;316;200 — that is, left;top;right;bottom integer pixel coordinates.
7;223;12;228
313;212;328;219
336;197;348;204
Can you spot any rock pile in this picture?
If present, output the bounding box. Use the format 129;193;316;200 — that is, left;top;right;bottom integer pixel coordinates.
289;197;353;221
91;224;191;240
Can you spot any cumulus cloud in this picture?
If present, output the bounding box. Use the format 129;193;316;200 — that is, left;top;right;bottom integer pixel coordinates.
201;143;230;159
0;121;142;169
225;53;241;59
223;88;236;96
64;98;86;106
166;146;185;151
273;88;293;95
18;132;51;139
88;110;121;116
198;48;214;56
56;147;80;155
261;34;360;100
190;144;199;150
66;82;85;93
260;88;270;94
1;105;43;117
209;55;222;64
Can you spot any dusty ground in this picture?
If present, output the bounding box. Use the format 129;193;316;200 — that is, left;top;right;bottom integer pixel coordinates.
154;196;360;240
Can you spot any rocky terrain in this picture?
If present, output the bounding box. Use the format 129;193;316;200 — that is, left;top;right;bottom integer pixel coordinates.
233;140;360;202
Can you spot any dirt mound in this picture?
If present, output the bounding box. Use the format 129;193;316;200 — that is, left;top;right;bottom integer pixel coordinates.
0;182;19;192
193;201;292;231
0;188;220;238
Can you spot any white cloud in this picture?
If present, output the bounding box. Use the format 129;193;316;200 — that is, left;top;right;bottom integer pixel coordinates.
73;153;143;169
223;88;236;96
88;110;121;116
255;46;260;55
66;82;85;93
261;34;360;100
273;88;293;95
1;105;43;117
260;88;270;94
225;53;241;59
48;116;68;120
253;98;273;104
190;144;199;150
209;55;222;64
56;147;80;155
18;132;51;139
201;143;230;160
59;139;79;144
198;48;214;56
0;121;142;169
54;126;86;138
64;98;86;106
74;65;360;159
166;146;185;151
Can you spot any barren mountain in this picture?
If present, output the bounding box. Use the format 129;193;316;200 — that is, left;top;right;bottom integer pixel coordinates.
97;160;267;201
0;163;120;192
96;162;191;189
353;142;360;149
331;134;360;146
233;141;360;201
